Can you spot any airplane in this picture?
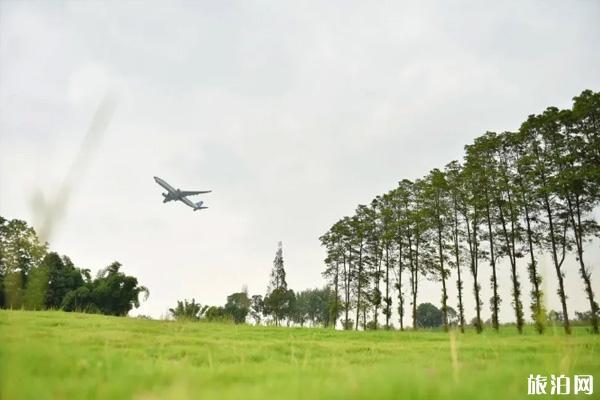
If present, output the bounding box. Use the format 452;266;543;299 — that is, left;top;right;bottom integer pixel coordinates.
153;176;211;211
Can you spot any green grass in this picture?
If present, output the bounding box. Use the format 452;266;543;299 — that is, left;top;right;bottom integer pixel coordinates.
1;310;598;399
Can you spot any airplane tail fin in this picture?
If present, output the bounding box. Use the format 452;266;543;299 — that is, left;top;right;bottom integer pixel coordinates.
193;201;208;211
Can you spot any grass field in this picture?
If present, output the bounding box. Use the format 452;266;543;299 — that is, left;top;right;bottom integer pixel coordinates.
1;310;598;400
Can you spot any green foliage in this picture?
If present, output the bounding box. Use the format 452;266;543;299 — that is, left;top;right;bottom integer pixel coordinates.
263;287;294;326
203;305;232;322
0;217;48;308
289;287;341;327
0;216;148;316
415;302;443;328
169;299;207;320
224;291;250;324
264;242;294;325
250;295;264;324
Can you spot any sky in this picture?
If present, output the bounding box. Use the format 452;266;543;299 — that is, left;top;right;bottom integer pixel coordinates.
1;0;599;323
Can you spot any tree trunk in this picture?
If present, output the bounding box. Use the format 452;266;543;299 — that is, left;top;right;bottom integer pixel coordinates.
523;198;544;334
373;245;382;329
385;244;390;329
355;245;363;331
543;196;571;334
465;210;483;333
412;236;419;330
397;238;404;331
343;252;350;329
484;196;500;331
333;260;339;329
496;195;524;333
437;221;448;332
453;199;465;333
567;194;599;334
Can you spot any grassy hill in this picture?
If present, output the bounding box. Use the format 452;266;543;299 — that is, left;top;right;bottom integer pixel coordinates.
1;310;598;400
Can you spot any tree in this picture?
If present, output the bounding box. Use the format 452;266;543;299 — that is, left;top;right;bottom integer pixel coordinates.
466;136;501;331
422;169;451;331
320;221;345;329
350;206;369;330
0;217;48;308
521;109;573;334
291;289;309;326
365;199;383;329
415;303;443;328
391;183;411;331
264;242;293;326
460;156;484;333
268;241;287;293
292;287;341;327
89;262;149;316
38;253;86;310
491;132;526;333
264;287;294;326
169;298;207;320
559;99;600;334
204;306;229;322
379;193;395;329
250;295;264;325
225;290;251;324
445;161;467;333
511;129;547;333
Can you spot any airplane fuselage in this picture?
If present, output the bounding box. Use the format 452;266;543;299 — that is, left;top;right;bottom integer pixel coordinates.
154;176;211;211
162;189;184;202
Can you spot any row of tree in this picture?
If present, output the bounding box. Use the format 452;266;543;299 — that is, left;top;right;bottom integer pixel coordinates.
170;242;341;326
320;89;600;334
0;216;148;316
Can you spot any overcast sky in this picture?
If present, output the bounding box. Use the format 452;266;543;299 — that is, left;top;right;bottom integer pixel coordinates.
1;1;599;323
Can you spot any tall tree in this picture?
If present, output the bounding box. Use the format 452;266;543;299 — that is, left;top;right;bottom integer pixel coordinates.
445;161;467;333
422;169;451;331
512;130;546;333
521;109;573;334
466;137;501;331
558;103;600;334
264;242;293;326
350;207;369;330
320;227;342;328
380;193;395;329
460;162;484;333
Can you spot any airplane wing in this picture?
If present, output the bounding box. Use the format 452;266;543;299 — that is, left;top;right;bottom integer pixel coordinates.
154;177;176;192
180;190;211;196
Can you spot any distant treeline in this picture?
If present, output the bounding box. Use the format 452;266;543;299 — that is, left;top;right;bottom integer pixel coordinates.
0;216;148;316
320;89;600;335
170;242;339;327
